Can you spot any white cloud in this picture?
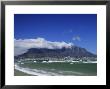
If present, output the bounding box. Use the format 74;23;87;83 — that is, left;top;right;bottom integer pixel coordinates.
72;36;81;41
14;37;73;56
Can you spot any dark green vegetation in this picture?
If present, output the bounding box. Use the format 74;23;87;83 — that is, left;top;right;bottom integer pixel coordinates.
16;62;97;76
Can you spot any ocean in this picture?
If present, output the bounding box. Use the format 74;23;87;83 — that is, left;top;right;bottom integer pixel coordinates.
14;60;97;76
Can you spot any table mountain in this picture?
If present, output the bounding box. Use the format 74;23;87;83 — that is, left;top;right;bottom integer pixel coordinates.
15;46;96;59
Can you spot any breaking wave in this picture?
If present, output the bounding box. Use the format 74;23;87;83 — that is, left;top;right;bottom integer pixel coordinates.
14;64;62;76
14;64;85;76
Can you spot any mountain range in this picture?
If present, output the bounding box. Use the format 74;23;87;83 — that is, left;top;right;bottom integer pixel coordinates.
15;46;96;59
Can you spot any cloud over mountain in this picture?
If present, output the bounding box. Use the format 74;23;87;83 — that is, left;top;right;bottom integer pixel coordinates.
72;36;81;41
14;37;73;56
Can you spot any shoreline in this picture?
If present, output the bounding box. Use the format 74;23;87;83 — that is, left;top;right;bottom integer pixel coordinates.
14;62;97;76
14;69;33;76
14;64;62;76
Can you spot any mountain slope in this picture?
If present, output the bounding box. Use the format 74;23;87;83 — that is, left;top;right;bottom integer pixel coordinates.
15;46;96;59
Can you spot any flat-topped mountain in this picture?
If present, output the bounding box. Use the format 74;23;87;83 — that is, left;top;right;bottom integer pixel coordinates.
15;46;96;59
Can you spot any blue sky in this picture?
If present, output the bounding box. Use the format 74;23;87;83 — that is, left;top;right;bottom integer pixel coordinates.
14;14;97;54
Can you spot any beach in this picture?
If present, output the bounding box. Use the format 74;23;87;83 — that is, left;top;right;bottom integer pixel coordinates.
14;61;97;76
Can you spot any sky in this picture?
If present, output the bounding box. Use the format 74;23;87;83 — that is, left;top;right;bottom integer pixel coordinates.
14;14;97;54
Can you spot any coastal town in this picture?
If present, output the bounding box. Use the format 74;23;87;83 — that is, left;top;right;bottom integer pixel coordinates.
15;56;97;63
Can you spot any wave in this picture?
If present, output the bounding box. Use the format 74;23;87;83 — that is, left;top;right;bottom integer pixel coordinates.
14;64;62;76
14;63;88;76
